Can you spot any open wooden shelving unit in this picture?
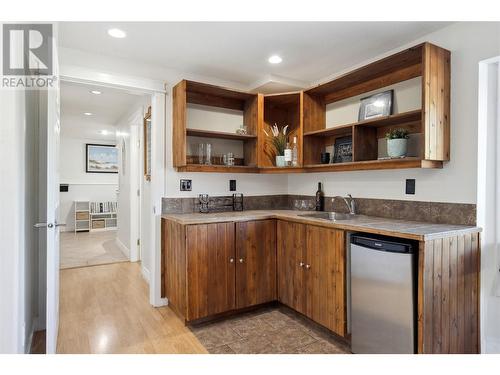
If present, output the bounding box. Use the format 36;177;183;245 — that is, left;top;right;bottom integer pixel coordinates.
173;80;261;173
172;42;450;174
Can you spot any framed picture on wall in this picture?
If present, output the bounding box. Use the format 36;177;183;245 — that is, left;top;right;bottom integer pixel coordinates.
144;106;152;181
86;144;118;173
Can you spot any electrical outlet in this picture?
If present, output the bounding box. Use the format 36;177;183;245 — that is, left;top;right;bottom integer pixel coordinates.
180;179;192;191
405;179;415;195
229;180;236;191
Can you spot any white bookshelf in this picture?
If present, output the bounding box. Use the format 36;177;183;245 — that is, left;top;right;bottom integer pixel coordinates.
74;201;90;233
74;201;117;233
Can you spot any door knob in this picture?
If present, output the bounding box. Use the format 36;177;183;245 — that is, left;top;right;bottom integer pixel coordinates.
305;264;311;270
238;258;244;263
34;222;53;228
229;257;235;263
299;262;305;267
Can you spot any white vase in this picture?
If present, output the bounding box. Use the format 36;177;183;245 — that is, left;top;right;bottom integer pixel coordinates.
275;155;286;167
387;138;408;158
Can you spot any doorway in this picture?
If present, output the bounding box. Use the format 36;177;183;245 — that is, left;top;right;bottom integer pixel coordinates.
58;81;147;270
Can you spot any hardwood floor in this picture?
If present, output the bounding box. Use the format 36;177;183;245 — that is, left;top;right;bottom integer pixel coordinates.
57;262;207;354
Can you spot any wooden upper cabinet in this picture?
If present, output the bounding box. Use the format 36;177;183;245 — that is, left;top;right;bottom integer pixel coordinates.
172;80;187;167
277;220;307;314
172;79;260;171
172;42;450;173
422;43;451;161
186;222;236;321
259;92;303;168
235;220;277;308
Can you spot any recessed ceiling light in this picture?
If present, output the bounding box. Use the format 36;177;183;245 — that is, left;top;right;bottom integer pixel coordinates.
268;55;283;64
83;112;92;116
90;90;102;95
100;130;109;135
108;28;126;38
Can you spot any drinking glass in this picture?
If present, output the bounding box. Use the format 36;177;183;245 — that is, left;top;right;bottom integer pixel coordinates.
205;143;212;165
198;143;205;165
300;200;308;210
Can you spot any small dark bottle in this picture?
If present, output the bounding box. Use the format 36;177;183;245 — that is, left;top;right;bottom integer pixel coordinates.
315;182;324;211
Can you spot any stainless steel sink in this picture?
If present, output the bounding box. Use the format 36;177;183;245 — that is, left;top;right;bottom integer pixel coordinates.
299;212;356;221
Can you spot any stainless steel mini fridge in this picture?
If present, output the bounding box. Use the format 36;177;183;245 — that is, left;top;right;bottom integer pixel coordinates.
350;234;416;354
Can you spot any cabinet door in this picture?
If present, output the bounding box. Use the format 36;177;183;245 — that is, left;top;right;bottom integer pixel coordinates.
186;222;235;321
305;225;346;337
277;220;306;314
235;220;277;308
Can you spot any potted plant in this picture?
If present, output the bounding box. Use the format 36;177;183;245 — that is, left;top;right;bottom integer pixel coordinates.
385;128;409;158
263;123;289;167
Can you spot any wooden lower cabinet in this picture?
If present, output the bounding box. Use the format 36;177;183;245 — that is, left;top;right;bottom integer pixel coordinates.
277;220;346;337
277;221;306;314
163;217;480;352
164;218;277;322
186;222;236;321
235;220;277;308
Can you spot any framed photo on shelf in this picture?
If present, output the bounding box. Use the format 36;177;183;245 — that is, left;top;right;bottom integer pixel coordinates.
143;106;152;181
333;136;353;163
85;144;118;173
358;89;394;121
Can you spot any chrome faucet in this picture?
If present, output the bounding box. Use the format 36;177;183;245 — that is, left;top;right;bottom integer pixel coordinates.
332;194;356;214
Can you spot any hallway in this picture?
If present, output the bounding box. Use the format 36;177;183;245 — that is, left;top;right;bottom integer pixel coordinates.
57;262;207;353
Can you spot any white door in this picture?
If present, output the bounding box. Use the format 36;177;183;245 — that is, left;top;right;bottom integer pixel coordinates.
43;31;61;353
44;80;60;353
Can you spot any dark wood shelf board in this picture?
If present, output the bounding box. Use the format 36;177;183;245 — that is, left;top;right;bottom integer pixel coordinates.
185;80;256;111
259;166;306;174
305;44;425;99
176;158;442;173
264;92;301;107
304;124;353;138
304;157;442;172
186;128;257;140
177;164;260;173
304;110;422;137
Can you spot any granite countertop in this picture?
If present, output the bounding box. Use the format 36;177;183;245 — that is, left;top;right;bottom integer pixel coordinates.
162;210;481;241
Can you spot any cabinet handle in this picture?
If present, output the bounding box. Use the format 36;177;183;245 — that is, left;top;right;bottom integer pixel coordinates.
299;262;305;267
239;258;244;263
305;264;311;270
229;257;235;263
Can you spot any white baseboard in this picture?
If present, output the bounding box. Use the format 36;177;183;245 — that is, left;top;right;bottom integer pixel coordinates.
486;338;500;353
141;266;150;284
115;237;130;259
154;297;168;307
24;329;35;354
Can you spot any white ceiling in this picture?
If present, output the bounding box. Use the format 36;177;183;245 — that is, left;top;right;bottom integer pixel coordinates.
59;22;452;89
60;81;143;140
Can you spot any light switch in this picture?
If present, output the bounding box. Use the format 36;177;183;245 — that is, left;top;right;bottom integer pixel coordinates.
405;179;415;195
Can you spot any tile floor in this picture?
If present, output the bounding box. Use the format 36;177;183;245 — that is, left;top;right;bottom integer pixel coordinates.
60;230;128;269
189;306;351;354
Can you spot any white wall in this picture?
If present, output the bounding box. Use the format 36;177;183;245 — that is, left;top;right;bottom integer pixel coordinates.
289;22;500;204
58;136;118;231
477;59;500;353
115;100;146;260
0;86;42;353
